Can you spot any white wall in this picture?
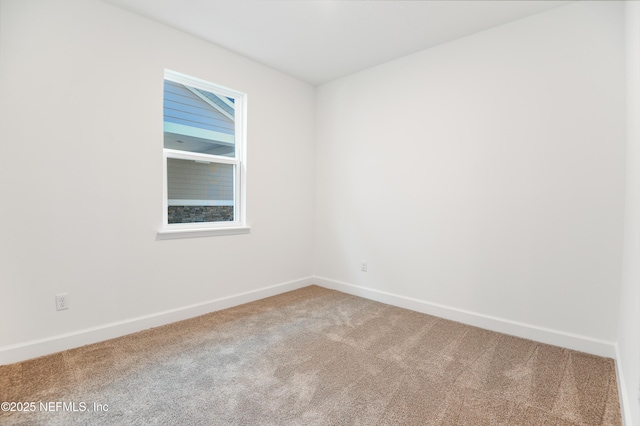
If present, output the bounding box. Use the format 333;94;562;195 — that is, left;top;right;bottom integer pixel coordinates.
315;1;626;349
0;0;316;361
618;2;640;424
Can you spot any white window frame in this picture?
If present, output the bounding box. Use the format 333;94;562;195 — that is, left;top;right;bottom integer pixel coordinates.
157;70;249;239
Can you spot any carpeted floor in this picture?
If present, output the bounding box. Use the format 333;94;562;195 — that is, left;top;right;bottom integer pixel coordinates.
0;286;621;425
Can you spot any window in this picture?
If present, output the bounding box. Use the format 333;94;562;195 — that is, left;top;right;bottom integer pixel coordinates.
158;70;249;238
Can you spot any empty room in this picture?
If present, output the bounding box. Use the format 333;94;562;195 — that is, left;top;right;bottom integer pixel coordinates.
1;0;639;424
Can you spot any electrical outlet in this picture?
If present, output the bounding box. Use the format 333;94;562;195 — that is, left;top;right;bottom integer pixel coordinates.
361;261;368;272
56;293;69;311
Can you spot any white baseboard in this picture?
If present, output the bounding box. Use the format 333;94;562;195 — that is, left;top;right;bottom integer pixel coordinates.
0;277;314;365
314;277;617;359
614;343;634;426
0;275;618;365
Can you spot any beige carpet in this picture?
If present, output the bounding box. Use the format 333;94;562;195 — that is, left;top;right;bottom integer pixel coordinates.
0;286;621;425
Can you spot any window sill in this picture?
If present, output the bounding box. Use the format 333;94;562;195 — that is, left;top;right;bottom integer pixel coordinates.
157;226;251;240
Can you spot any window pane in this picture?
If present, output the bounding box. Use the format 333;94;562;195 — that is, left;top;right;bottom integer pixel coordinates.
164;80;235;157
167;158;235;224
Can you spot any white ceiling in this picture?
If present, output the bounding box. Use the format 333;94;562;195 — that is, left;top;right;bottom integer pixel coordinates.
101;0;573;85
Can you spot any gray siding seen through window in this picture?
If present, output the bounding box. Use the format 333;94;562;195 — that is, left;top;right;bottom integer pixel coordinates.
167;158;233;205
